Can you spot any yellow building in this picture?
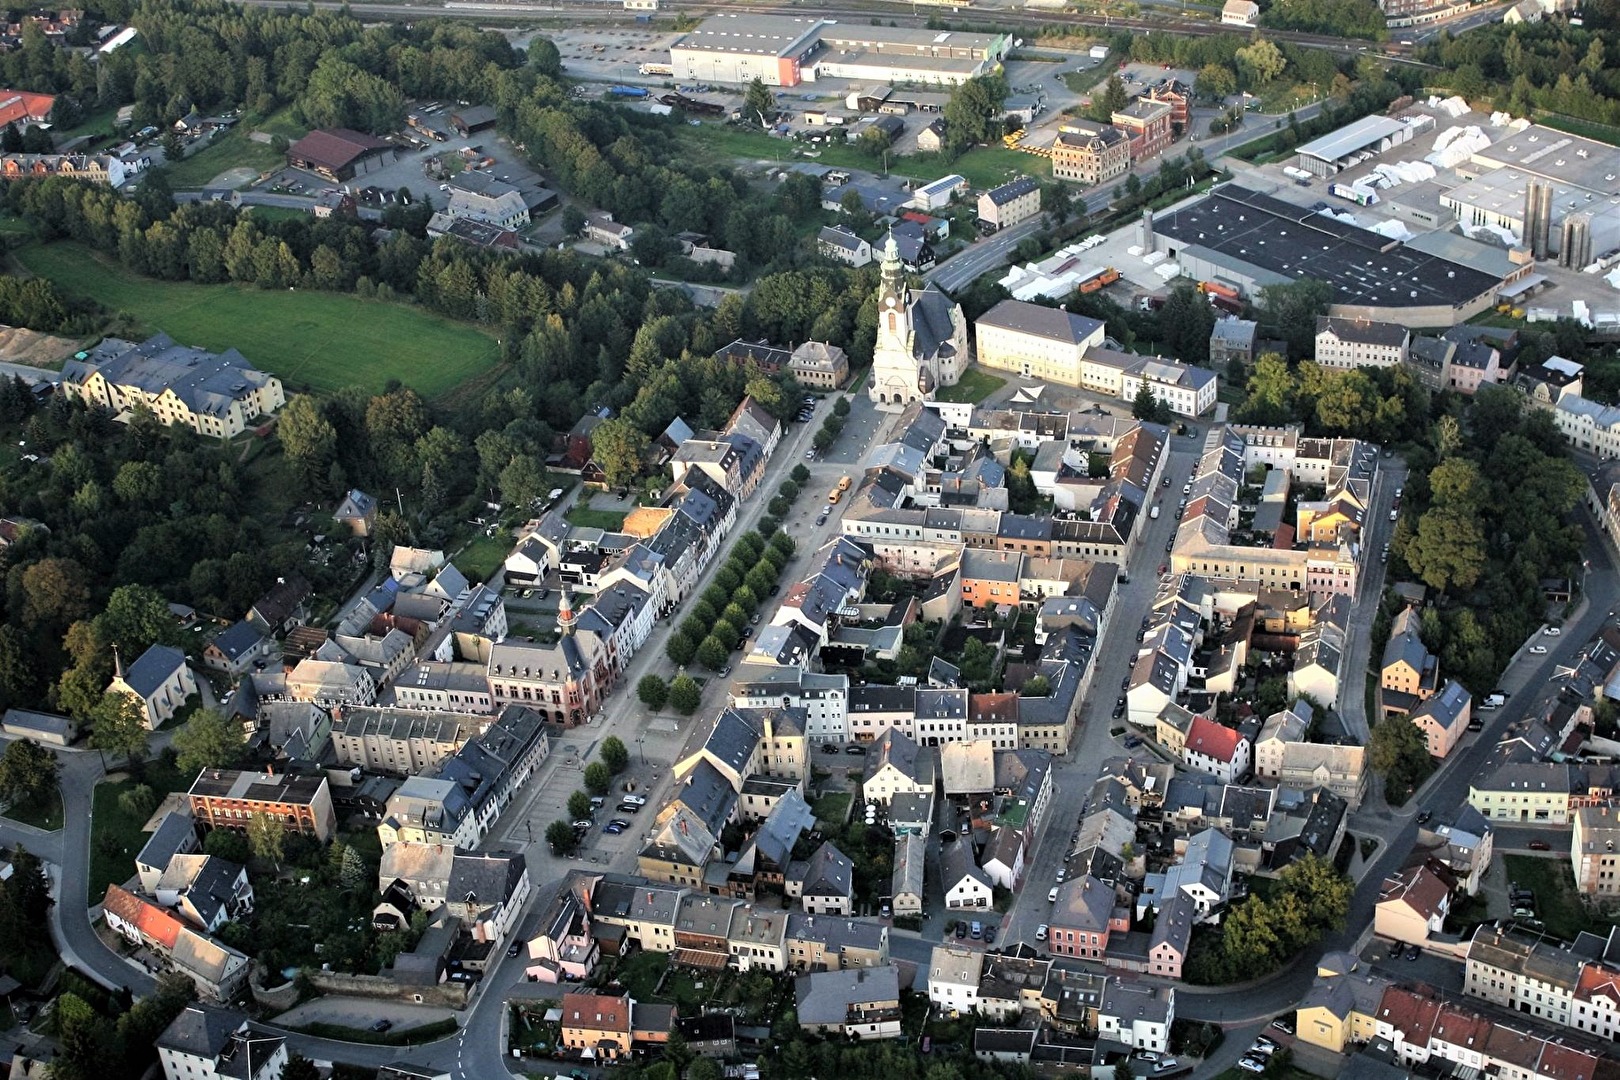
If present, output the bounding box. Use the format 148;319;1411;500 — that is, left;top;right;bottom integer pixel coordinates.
61;333;284;439
1295;952;1390;1053
974;299;1106;386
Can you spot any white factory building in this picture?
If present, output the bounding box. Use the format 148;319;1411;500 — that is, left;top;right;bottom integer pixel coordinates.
669;14;1011;88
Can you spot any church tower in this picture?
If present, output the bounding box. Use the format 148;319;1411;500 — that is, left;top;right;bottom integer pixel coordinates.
869;233;931;411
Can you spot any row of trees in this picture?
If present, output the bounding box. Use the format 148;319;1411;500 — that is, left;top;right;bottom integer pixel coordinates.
665;529;798;671
548;736;632;855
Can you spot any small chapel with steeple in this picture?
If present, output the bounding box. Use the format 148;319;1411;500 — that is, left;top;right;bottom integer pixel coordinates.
867;232;970;412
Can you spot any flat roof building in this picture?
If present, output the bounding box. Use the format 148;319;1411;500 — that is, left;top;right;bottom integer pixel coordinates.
670;14;1009;88
1152;185;1503;327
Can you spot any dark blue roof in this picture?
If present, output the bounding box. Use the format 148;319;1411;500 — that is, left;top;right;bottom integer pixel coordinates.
122;644;187;697
211;621;267;662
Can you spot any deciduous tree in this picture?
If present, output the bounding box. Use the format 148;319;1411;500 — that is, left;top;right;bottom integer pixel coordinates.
669;675;701;715
0;738;57;810
173;708;246;774
638;674;669;711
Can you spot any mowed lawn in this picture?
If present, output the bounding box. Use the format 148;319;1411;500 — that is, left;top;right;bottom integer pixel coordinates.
17;242;500;398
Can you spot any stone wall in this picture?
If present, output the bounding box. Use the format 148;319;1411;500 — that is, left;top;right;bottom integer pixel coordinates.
250;964;472;1011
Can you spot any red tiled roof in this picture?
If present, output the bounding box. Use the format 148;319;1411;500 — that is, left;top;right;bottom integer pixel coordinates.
561;992;631;1034
969;693;1019;726
1377;861;1453;920
1576;962;1620;1004
102;883;183;950
1375;985;1443;1044
1185;716;1242;763
0;91;55;129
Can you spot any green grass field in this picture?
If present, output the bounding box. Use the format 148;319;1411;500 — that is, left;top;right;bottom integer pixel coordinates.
16;242;500;398
455;535;510;582
935;366;1006;404
1;787;62;831
678;122;1047;189
565;506;628;531
160;108;307;190
89;758;188;902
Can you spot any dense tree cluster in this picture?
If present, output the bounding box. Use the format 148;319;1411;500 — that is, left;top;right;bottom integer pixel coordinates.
1388;385;1584;690
1421;9;1620;127
1235;354;1431;445
1260;0;1386;40
1185;854;1351;983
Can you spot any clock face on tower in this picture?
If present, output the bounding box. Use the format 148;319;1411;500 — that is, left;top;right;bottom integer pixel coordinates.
885;297;897;308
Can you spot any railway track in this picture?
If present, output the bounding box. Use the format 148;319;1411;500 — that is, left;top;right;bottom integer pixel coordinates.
245;0;1430;65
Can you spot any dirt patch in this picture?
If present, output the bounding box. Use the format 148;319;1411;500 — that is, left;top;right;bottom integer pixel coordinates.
0;325;83;368
208;166;259;190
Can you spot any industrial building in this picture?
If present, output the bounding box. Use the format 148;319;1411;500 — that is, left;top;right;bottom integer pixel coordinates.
1439;135;1620;267
1294;114;1416;178
669;15;1010;88
1150;185;1504;327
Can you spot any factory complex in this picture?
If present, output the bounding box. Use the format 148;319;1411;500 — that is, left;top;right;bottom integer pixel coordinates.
1107;98;1620;330
668;14;1011;88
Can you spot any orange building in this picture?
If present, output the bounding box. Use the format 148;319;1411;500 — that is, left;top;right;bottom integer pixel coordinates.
187;769;336;841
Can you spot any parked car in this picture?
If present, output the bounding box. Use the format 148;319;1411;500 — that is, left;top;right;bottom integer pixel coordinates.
572;819;592;830
821;742;841;754
844;744;866;755
616;803;641;814
1529;839;1552;850
1271;1018;1294;1035
623;795;647;806
1405;944;1421;960
954;922;967;939
1544;626;1562;636
1255;1037;1278;1054
1036;924;1048;941
983;925;995;944
610;819;630;830
604;823;625;835
1134;1051;1161;1063
1112;702;1126;719
507;942;523;958
1237;1058;1266;1074
1530;645;1549;654
370;1019;393;1033
1416;810;1432;824
1049;887;1059;903
969;921;983;939
1153;1060;1181;1074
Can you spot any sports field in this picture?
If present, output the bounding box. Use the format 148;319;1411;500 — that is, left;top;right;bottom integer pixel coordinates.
16;242;500;398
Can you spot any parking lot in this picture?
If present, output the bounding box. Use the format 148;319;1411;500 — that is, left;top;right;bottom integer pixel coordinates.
259;100;550;216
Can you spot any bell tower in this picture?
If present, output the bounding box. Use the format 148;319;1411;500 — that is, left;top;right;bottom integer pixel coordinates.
869;232;923;411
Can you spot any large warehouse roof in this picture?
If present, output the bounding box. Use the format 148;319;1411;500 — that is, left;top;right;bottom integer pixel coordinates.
671;14;824;58
1154;185;1502;309
1469;124;1620;197
1296;114;1408;166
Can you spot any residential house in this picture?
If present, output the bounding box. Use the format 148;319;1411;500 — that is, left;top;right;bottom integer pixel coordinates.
1573;805;1620;896
787;843;854;916
524;889;600;983
795;965;903;1040
976;176;1041;233
334;489;378;537
784;910;889;971
891;832;926;915
1050;123;1130;186
1222;0;1260;23
1209;318;1258;368
1409;680;1471;759
927;945;984;1015
861;728;936;804
818;225;872;267
137;812;202;893
585;214;633;251
109;644;196;730
1182;715;1251;783
1381;608;1438;716
157;1004;286;1080
1295;954;1391;1054
1098;981;1175;1053
246;574;313;636
789;341;850;390
153;854;253;933
940;836;993;910
560;992;634;1060
1374;860;1454;948
201;621;274;677
1049;874;1117;960
103;884;251;1002
1315;317;1411;370
330;707;482;775
61;333;285;439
